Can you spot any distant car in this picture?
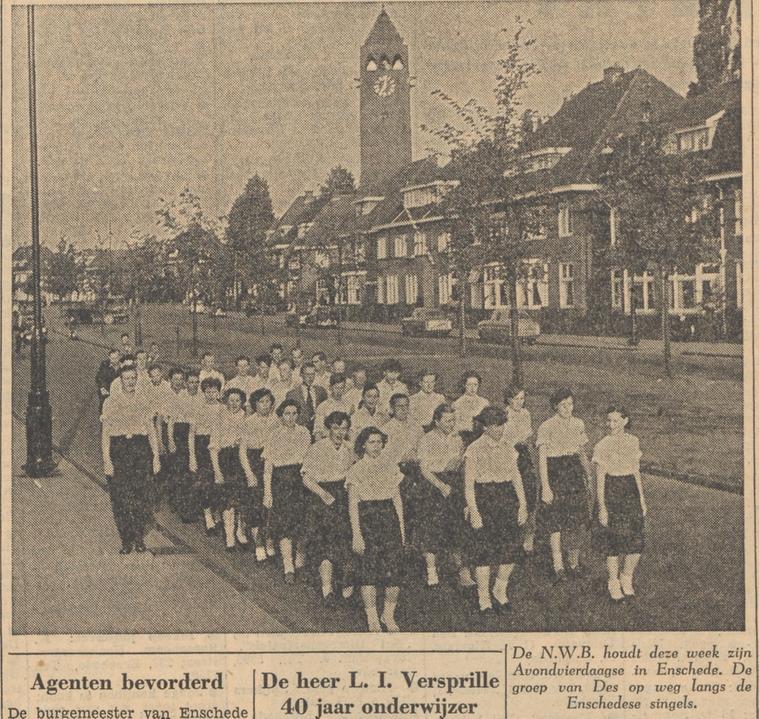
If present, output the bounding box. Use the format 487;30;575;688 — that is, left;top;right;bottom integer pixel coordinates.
245;301;280;317
189;302;207;315
64;302;130;325
286;306;337;328
477;308;540;344
400;308;453;337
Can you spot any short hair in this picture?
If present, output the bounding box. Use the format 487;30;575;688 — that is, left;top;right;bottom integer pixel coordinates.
250;388;275;411
475;405;508;427
235;355;251;364
354;426;388;457
606;404;632;430
120;332;130;340
362;382;379;397
312;351;327;362
150;341;159;348
332;356;345;366
223;387;246;404
120;354;136;365
186;369;200;380
148;363;163;375
329;372;347;387
202;352;214;360
459;371;482;393
550;387;574;410
108;347;120;356
169;367;186;380
389;393;410;413
276;398;302;417
301;362;316;372
504;384;525;404
269;343;284;352
351;365;368;375
200;377;222;392
380;358;402;374
118;365;137;377
325;411;351;430
255;353;272;367
432;402;456;426
418;369;437;381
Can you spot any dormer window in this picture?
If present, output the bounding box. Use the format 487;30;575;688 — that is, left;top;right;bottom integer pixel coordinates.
401;180;459;209
366;57;378;71
672;110;725;153
380;56;391;69
392;56;404;70
504;147;571;176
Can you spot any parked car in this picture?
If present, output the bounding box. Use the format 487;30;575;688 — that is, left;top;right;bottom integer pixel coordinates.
477;308;540;344
286;305;338;328
400;308;453;338
64;301;129;326
245;301;280;317
189;302;207;315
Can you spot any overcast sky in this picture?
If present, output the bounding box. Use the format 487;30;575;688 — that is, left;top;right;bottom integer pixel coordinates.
11;1;699;249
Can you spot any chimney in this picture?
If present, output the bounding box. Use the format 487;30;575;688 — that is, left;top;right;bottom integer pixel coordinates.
603;65;624;85
641;100;652;123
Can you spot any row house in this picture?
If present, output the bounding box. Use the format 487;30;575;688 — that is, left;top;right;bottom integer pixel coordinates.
12;244;54;303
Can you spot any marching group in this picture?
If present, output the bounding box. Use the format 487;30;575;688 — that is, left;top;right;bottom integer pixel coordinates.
96;337;647;631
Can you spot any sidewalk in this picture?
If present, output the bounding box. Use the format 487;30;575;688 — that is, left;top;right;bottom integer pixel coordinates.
11;418;288;634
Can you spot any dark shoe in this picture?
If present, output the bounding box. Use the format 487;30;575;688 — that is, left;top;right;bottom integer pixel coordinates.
553;569;567;585
134;541;147;553
284;572;295;585
236;542;250;552
206;525;221;537
225;544;237;553
492;597;511;615
119;544;133;555
323;592;339;609
478;606;495;618
567;564;586;580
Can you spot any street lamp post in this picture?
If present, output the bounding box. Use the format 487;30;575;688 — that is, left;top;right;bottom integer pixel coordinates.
24;5;57;477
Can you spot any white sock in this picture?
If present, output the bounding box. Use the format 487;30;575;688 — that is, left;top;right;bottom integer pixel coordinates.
608;578;624;600
294;548;306;569
620;573;635;596
365;606;381;632
204;509;215;530
381;602;399;632
458;567;475;587
493;577;509;604
427;565;439;586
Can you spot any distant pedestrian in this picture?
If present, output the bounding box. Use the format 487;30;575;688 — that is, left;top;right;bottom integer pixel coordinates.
594;405;646;602
100;365;161;554
96;348;122;413
537;388;593;583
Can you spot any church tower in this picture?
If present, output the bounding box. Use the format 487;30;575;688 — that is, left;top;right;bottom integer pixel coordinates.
359;9;412;191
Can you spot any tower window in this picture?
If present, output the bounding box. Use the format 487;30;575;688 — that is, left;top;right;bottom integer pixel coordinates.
380;56;391;70
392;55;404;70
366;57;378;72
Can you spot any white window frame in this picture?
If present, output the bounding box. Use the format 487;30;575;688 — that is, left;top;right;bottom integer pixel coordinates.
559;262;575;308
437;232;450;253
376;236;387;260
345;274;361;305
438;272;454;305
736;261;743;309
394;234;407;258
377;276;386;304
484;263;509;309
558;206;572;237
611;269;624;309
735;189;743;236
386;274;399;304
413;230;427;256
404;274;418;304
519;260;549;309
609;207;617;247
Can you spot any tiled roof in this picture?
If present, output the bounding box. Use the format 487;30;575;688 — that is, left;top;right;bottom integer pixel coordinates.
301;194;357;247
662;79;740;129
364;9;403;46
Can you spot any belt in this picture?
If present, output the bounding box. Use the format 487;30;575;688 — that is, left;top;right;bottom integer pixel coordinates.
113;433;148;439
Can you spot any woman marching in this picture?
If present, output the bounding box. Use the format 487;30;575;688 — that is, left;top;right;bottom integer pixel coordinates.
536;388;593;582
594;405;646;601
464;406;527;615
503;385;539;555
262;399;312;583
209;388;249;552
101;365;161;554
302;411;356;605
416;403;474;591
189;377;223;535
452;372;489;447
240;388;281;562
347;427;407;632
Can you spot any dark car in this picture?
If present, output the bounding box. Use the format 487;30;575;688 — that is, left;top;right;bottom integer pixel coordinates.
477;308;540;344
400;307;453;337
287;305;338;328
65;301;130;326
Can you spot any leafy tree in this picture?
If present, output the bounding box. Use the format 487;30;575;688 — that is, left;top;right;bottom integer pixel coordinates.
48;236;81;301
227;175;276;309
424;19;539;378
319;166;356;197
689;0;739;97
599;122;718;376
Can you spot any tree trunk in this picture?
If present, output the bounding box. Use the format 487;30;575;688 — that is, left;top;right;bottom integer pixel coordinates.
336;239;343;346
659;266;672;378
458;279;467;357
628;266;638;346
508;277;523;386
191;295;198;359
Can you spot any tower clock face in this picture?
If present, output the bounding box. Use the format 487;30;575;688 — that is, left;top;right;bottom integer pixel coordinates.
373;74;396;97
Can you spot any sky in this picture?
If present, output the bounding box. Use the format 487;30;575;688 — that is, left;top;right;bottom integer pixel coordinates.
11;1;700;250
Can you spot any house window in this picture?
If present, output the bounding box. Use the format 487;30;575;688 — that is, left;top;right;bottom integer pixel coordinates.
438;273;453;304
404;274;418;304
634;272;656;311
394;235;408;257
376;236;387;259
609;207;618;246
377;276;386;304
558;206;572;237
519;260;548;308
736;262;743;309
484;263;508;309
386;274;399;304
611;269;624;309
413;231;427;256
735;189;742;236
677;127;710;152
559;263;575;308
346;275;361;305
437;232;450;252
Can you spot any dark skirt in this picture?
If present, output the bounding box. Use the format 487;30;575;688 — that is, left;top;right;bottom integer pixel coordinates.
212;446;247;510
243;448;265;528
598;475;645;556
356;499;405;587
515;443;538;513
108;435;153;545
171;422;195;520
194;435;215;509
305;480;351;566
399;461;421;541
539;454;589;533
470;482;521;566
414;470;468;554
269;464;307;542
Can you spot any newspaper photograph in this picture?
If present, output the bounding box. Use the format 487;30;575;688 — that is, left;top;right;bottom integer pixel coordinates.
2;0;754;717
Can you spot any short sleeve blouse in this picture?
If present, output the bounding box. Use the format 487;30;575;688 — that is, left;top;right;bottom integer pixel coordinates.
193;400;221;437
262;424;312;468
209;408;247;450
464;434;519;484
302;439;355;484
418;430;464;473
242;413;281;450
101;391;154;437
452;394;489;433
504;407;533;445
592;433;642;476
345;454;403;501
536;414;588;457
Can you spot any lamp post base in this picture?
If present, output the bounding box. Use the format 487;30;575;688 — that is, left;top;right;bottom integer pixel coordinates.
24;389;58;477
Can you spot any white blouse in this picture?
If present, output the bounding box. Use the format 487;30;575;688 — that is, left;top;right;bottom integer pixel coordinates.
302;439;355;484
464;434;519;484
409;391;446;428
242;413;281;450
536;414;588;457
262;424;312;467
209;408;247;450
383;418;423;464
452;394;489;433
418;429;464;474
503;407;533;446
593;433;642;476
345;454;403;501
192;400;221;437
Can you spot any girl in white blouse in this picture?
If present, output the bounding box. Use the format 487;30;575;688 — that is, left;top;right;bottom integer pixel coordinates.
263;399;313;583
351;384;389;438
452;372;489;446
465;406;526;615
593;405;646;601
189;378;223;535
240;388;281;562
347;427;406;632
536;388;593;583
416;403;473;590
209;388;248;551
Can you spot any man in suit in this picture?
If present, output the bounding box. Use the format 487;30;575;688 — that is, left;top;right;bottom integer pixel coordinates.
285;362;327;435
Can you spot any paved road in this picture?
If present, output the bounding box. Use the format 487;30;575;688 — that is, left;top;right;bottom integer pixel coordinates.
11;323;745;633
